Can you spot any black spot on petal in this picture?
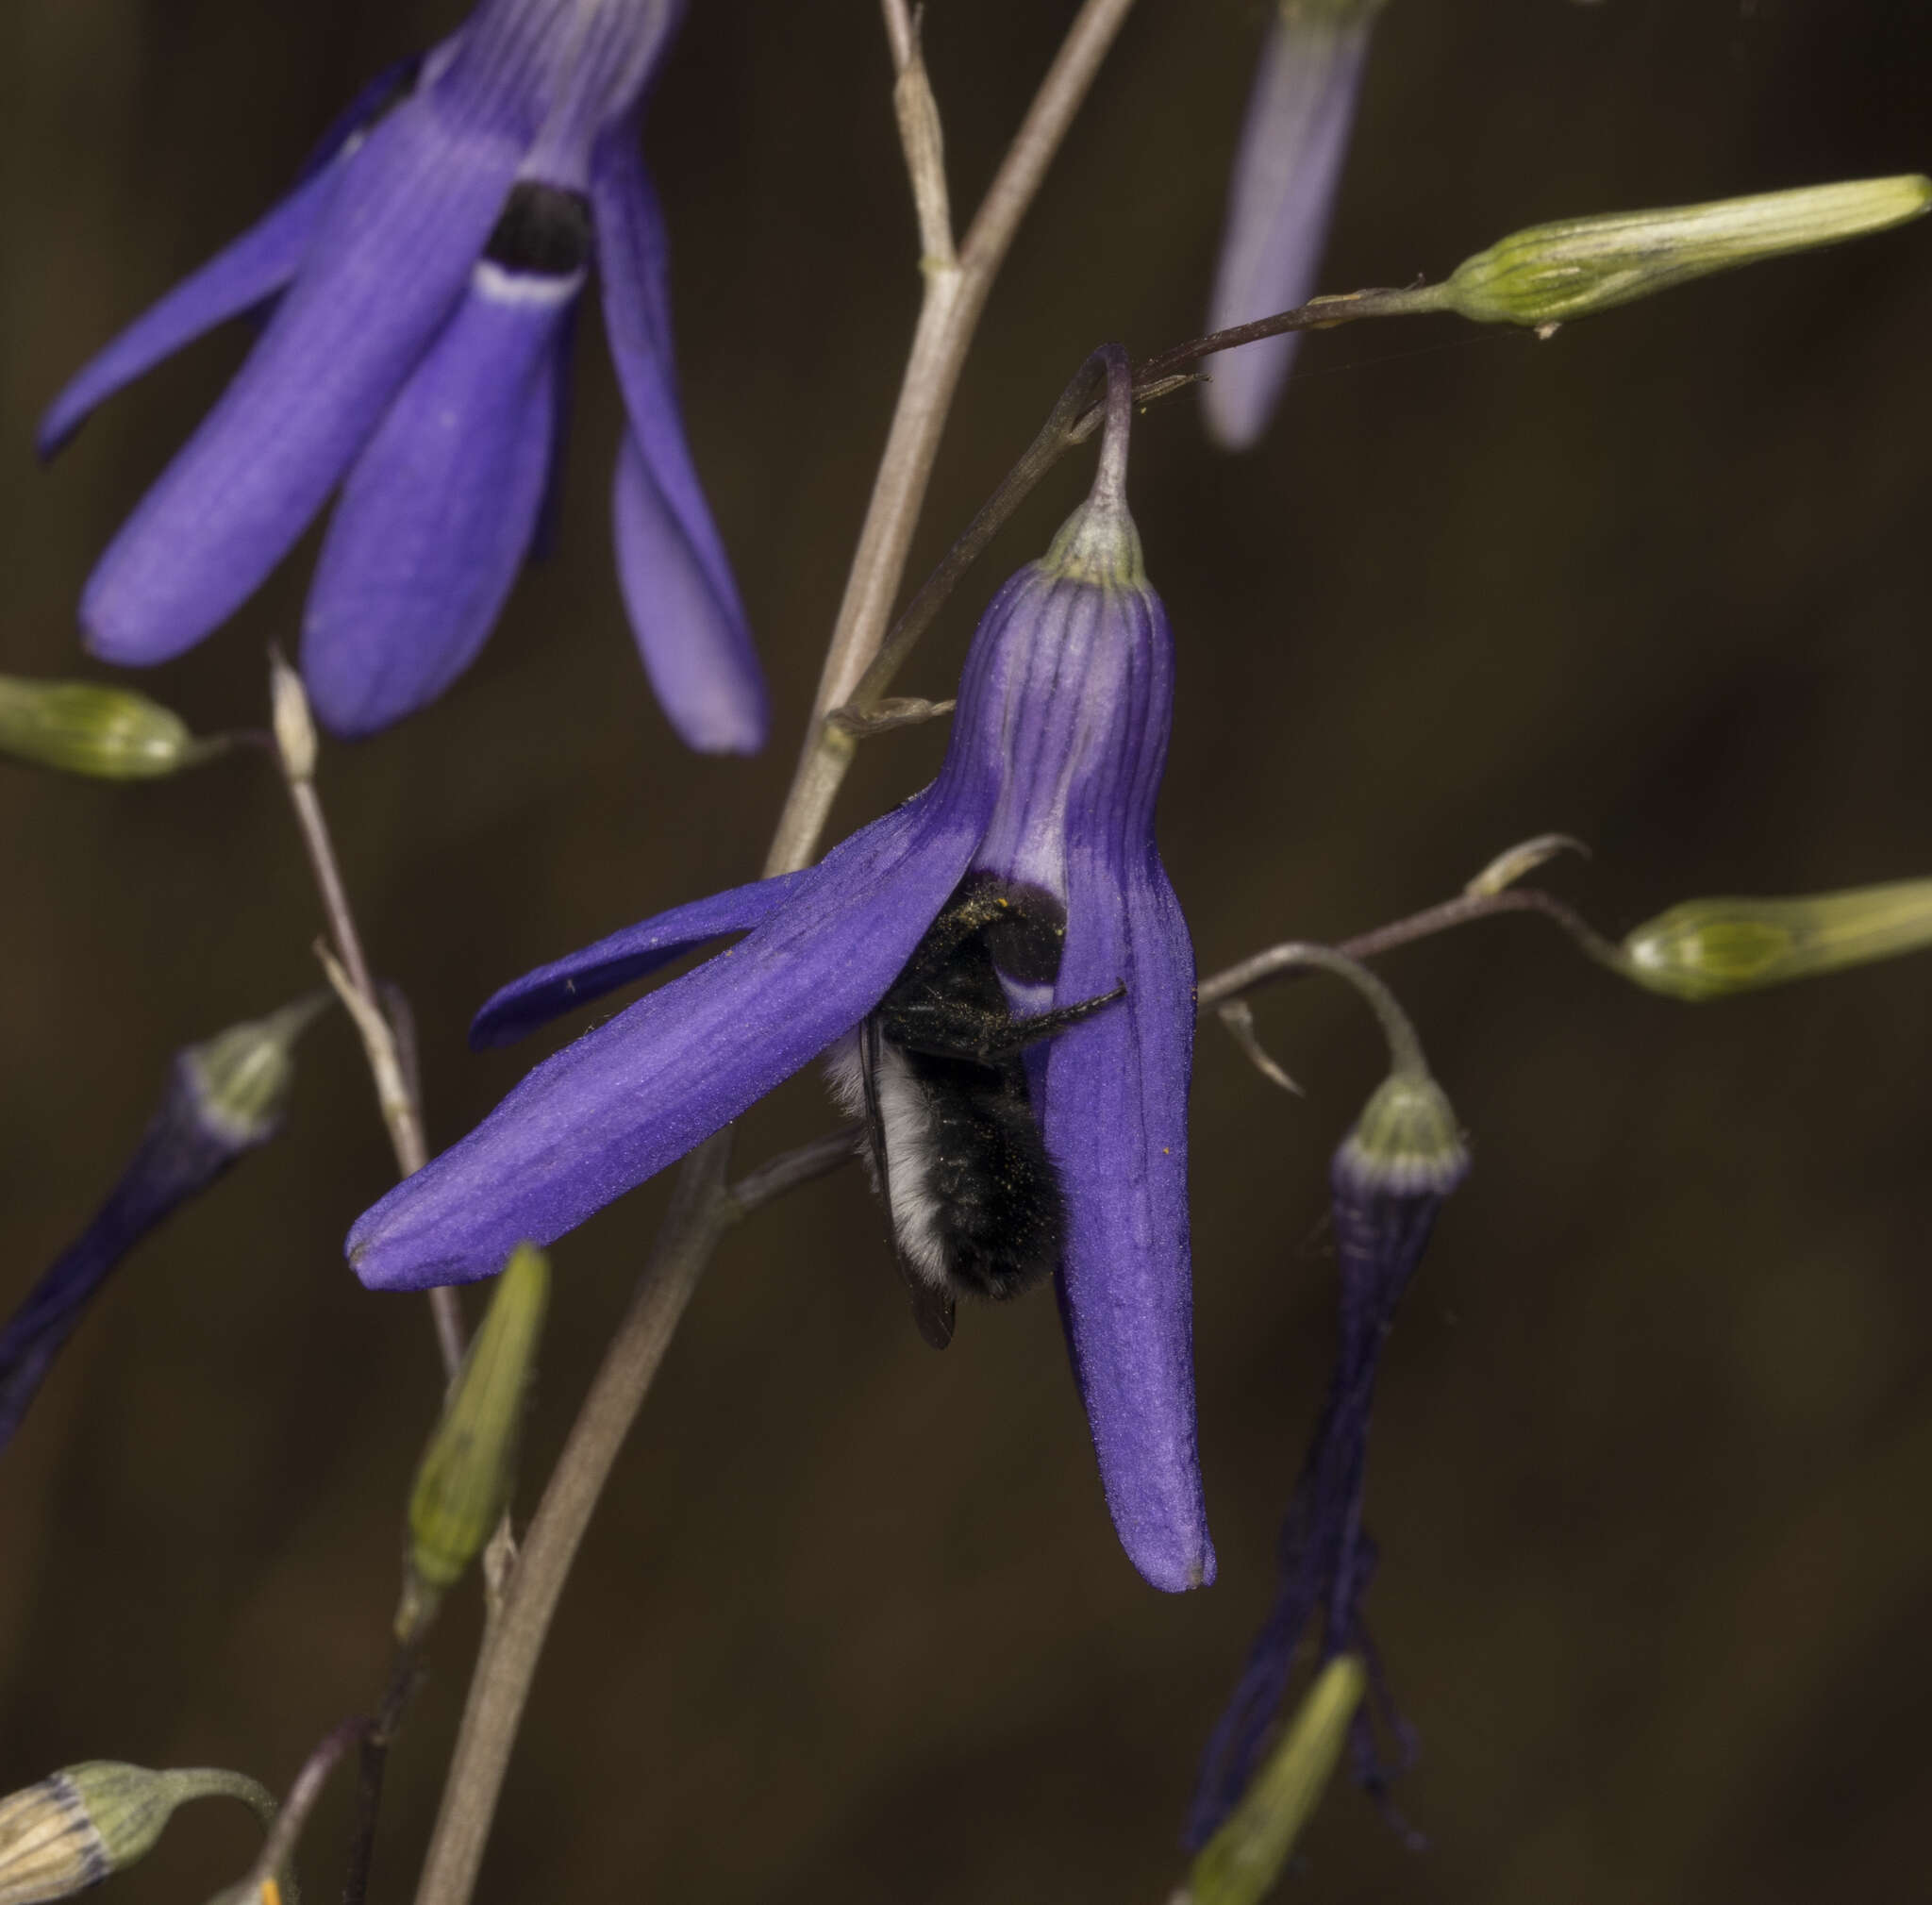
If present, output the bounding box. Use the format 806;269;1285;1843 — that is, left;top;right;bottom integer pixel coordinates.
485;183;594;277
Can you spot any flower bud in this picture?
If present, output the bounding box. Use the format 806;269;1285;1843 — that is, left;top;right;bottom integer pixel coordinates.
0;998;324;1452
1440;175;1932;327
1190;1064;1464;1849
1334;1071;1469;1199
1620;878;1932;1002
400;1243;550;1637
1182;1656;1366;1905
0;1763;273;1905
0;676;222;780
269;650;318;783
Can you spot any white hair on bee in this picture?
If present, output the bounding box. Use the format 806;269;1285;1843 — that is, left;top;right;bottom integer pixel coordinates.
822;1031;948;1289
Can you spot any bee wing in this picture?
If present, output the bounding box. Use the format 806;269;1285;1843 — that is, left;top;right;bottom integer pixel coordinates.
860;1013;956;1351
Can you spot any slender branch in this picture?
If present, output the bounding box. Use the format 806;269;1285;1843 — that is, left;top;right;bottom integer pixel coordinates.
411;17;1141;1902
727;1125;864;1215
247;1715;368;1905
763;0;1141;877
1196;887;1631;1012
340;1644;425;1905
835;289;1449;723
268;655;464;1380
411;1134;736;1905
882;0;955;269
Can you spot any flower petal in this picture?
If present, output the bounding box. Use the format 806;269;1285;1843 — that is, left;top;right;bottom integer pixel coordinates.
300;262;578;736
470;867;812;1048
1202;8;1374;451
595;129;767;753
80;93;527;666
38;163;341;460
350;792;986;1290
1044;846;1212;1594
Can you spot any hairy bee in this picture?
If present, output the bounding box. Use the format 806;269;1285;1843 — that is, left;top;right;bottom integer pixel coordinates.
826;875;1124;1348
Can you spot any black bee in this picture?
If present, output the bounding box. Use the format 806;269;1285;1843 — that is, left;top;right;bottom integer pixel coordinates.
826;874;1124;1349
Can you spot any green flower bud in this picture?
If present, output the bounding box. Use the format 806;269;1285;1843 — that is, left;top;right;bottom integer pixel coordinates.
1335;1071;1469;1198
400;1244;550;1637
0;1763;274;1905
1439;175;1932;327
0;677;224;780
181;998;327;1150
1621;878;1932;1002
1181;1656;1366;1905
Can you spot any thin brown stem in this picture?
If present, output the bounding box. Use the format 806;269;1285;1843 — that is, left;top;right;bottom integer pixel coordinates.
269;656;464;1379
1196;887;1631;1012
412;14;1141;1901
341;1644;425;1905
763;0;1140;877
251;1715;368;1904
727;1125;864;1215
411;1135;736;1905
834;289;1450;725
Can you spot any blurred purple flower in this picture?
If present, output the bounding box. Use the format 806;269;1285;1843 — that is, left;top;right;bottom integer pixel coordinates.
40;0;765;750
1187;1071;1467;1844
0;1003;314;1453
349;353;1213;1594
1203;0;1382;451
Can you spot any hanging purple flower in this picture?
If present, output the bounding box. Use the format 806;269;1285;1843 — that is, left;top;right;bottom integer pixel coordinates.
39;0;765;751
1203;0;1384;451
348;349;1213;1594
1187;1061;1467;1846
0;1002;317;1453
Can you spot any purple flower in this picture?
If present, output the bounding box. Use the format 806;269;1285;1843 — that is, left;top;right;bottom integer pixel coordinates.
39;0;765;750
1203;0;1382;451
0;1003;315;1453
349;352;1213;1593
1187;1069;1467;1845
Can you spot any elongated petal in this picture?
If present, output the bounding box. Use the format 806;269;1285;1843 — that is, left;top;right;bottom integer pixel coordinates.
472;868;811;1047
38;163;341;460
80;96;527;666
351;795;986;1290
595;131;767;752
301;262;577;736
1045;847;1210;1594
1203;7;1375;451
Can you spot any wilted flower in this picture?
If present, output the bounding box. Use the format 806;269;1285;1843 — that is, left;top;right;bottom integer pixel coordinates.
1189;1061;1466;1845
1202;0;1385;450
0;1002;317;1452
40;0;765;750
350;349;1212;1593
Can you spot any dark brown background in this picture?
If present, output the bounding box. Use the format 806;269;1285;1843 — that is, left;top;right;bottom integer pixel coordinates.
3;2;1930;1900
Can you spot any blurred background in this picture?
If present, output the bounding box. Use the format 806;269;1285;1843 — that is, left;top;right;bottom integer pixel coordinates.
3;1;1930;1899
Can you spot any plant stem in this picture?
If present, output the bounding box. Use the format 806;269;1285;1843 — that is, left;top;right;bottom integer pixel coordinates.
763;0;1141;878
409;12;1141;1902
410;1135;736;1905
269;660;464;1380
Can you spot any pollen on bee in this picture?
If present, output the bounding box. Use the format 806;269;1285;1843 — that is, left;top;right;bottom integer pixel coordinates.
263;1880;284;1905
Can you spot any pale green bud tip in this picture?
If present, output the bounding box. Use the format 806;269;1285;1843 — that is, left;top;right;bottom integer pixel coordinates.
0;1763;265;1902
1336;1072;1469;1199
1621;878;1932;1002
1182;1656;1366;1905
0;677;218;781
269;652;317;782
1040;492;1146;590
405;1243;551;1606
183;997;328;1149
1441;175;1932;327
